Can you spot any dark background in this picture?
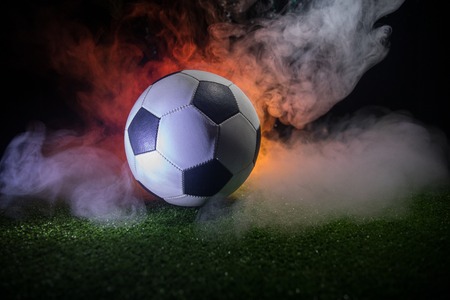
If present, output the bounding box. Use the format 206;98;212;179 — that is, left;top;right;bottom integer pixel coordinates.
331;0;449;136
1;0;448;155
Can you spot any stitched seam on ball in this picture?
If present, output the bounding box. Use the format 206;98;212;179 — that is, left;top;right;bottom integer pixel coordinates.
125;86;152;131
229;84;240;110
165;194;204;200
237;111;256;131
126;87;152;135
230;85;259;131
156;149;183;171
184;157;214;172
213;125;220;158
241;161;253;173
180;70;233;89
133;154;137;176
181;169;185;194
161;104;192;118
241;113;258;131
192;105;217;127
141;85;153;107
171;71;200;106
180;71;198;81
190;81;200;105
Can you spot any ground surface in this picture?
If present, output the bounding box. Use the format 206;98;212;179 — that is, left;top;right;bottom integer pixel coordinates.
1;188;449;300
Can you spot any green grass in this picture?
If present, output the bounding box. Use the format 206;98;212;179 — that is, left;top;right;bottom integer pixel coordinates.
1;189;449;300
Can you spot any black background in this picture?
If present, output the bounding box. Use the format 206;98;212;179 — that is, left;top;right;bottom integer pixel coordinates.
1;0;448;155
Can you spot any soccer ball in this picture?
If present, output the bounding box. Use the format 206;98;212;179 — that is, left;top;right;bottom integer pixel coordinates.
124;70;261;207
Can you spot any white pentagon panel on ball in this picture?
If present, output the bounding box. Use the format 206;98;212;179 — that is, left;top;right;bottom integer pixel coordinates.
229;84;260;130
142;72;199;117
164;194;209;207
157;106;218;170
135;151;183;199
124;130;137;178
181;70;232;87
216;113;257;174
125;85;152;129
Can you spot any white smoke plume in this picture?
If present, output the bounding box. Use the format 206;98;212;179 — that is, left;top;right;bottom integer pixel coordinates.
209;0;407;129
217;108;448;228
0;123;145;222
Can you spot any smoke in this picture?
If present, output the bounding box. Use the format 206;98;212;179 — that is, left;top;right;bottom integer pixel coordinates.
209;0;407;129
0;122;145;222
1;0;449;226
200;107;448;228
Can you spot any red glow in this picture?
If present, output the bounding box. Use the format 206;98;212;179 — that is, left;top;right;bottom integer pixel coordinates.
36;0;275;178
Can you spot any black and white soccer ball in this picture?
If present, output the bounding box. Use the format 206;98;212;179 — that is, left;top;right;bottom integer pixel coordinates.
124;70;261;207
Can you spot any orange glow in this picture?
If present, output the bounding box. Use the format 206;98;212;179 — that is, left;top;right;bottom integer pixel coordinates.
39;1;277;169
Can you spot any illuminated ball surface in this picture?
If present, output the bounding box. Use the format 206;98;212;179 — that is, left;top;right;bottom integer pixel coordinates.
124;70;261;207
